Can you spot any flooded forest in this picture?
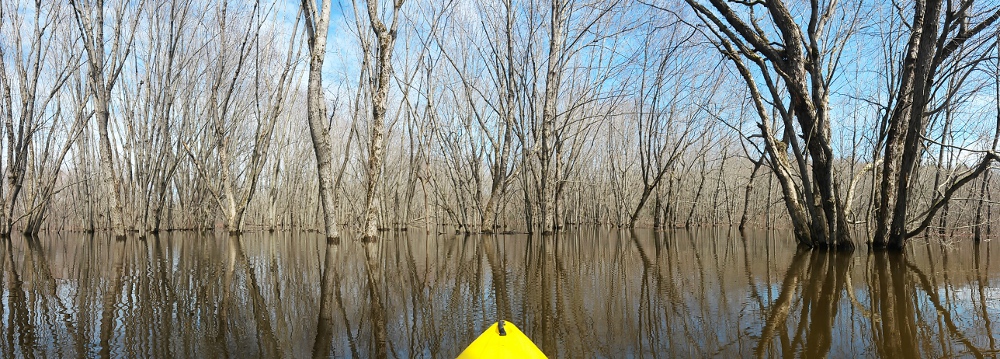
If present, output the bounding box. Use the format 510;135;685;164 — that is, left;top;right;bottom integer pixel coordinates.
2;0;1000;357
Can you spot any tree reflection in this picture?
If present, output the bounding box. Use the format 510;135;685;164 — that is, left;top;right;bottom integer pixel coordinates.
312;238;340;359
904;253;985;357
974;242;996;353
482;235;511;326
798;251;851;357
754;247;852;358
870;250;919;358
0;231;997;357
98;236;127;358
362;236;387;359
229;235;281;357
754;248;810;357
4;237;36;358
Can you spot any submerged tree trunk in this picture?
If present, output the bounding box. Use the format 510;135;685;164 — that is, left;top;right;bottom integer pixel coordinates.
976;51;1000;242
684;0;855;250
301;0;341;240
360;0;404;241
739;156;764;231
94;66;127;238
872;0;1000;250
536;0;569;235
479;2;518;234
685;157;707;228
70;0;140;239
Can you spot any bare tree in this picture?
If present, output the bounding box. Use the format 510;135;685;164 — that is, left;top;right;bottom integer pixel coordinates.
21;83;90;236
628;24;714;228
70;0;144;238
123;0;200;236
301;0;342;240
183;2;301;234
535;0;570;235
974;34;1000;242
433;0;524;233
356;0;406;241
0;1;81;236
872;0;1000;249
0;0;997;242
681;0;861;249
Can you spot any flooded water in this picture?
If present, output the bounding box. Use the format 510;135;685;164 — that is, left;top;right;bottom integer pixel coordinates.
0;229;998;358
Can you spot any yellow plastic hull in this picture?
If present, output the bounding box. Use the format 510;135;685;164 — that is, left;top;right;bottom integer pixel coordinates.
457;321;547;359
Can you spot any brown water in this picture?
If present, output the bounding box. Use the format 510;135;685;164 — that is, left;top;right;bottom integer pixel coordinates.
0;229;998;358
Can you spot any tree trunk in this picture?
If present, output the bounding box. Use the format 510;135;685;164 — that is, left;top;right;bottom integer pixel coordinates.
685;158;707;228
360;0;403;241
739;156;764;231
71;0;138;239
538;0;567;235
94;92;128;238
872;0;1000;249
685;0;855;249
974;172;990;242
301;0;340;240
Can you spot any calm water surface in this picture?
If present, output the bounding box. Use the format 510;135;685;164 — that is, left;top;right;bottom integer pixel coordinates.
1;229;998;358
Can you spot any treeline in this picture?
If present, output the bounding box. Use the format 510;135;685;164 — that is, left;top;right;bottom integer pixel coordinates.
1;0;998;249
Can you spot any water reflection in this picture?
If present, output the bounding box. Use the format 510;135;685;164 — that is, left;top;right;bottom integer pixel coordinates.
753;247;851;358
312;238;339;359
0;230;998;357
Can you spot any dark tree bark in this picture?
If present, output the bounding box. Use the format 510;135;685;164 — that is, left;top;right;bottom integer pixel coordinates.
872;0;1000;250
684;0;855;249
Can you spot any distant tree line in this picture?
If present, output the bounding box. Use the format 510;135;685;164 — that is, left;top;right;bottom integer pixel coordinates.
1;0;998;250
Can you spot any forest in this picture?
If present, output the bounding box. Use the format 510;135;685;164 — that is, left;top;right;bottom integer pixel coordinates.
1;0;999;251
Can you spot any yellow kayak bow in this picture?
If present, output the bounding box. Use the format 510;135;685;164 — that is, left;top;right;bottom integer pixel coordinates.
457;320;547;359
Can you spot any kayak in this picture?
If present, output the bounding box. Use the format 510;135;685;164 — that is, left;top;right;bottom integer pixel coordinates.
457;320;547;359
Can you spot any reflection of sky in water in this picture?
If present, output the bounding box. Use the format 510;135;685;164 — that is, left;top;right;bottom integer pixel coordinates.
945;286;1000;310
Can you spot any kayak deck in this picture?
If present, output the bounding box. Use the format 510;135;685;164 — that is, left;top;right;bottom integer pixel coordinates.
457;321;546;359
